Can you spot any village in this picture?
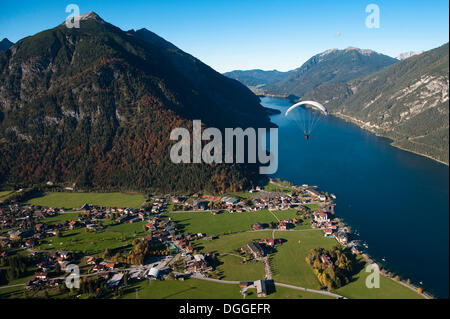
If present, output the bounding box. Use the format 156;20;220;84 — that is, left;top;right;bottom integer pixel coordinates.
0;181;368;298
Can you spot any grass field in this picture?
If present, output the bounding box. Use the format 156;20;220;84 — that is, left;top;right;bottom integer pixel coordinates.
164;210;304;236
193;231;273;254
36;221;147;255
334;261;424;299
120;278;333;299
26;192;146;209
193;231;269;282
263;182;294;193
270;230;338;289
214;254;265;282
42;212;80;225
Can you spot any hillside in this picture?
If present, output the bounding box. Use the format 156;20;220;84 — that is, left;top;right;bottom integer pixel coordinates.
264;47;398;99
0;12;272;192
333;43;449;164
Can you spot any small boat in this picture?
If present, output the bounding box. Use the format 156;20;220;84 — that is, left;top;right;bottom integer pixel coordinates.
381;257;386;262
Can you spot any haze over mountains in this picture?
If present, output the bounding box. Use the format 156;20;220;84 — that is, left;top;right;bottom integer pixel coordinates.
225;44;449;164
0;12;272;192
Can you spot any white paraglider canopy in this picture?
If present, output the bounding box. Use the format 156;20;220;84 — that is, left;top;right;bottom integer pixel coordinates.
285;101;328;117
284;100;328;137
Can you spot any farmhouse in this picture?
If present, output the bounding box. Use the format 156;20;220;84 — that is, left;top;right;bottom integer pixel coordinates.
247;242;264;259
254;280;267;297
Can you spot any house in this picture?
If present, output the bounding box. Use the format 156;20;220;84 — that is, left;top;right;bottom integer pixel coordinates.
35;272;48;280
107;273;124;287
68;220;79;230
264;238;275;247
8;229;33;240
251;222;264;231
336;231;348;244
278;220;293;230
254;280;267;297
105;262;116;270
247;242;264;259
221;197;239;205
306;188;321;198
187;254;212;273
147;267;160;279
320;254;332;267
313;212;329;224
193;200;209;211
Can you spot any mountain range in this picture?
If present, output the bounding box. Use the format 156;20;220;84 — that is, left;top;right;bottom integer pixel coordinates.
225;47;398;99
225;44;449;164
0;12;272;192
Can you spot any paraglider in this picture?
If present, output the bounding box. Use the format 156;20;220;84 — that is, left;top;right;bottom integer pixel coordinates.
284;100;328;140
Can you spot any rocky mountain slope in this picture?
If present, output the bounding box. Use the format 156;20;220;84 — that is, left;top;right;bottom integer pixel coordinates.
0;12;272;192
333;43;449;164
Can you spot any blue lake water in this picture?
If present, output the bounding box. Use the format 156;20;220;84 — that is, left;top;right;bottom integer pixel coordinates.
261;96;449;298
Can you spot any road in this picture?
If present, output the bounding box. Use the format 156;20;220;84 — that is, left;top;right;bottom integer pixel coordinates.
188;272;345;299
274;282;345;298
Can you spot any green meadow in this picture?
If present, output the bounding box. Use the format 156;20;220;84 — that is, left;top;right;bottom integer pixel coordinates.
36;221;147;255
334;261;424;299
26;192;146;209
164;209;306;236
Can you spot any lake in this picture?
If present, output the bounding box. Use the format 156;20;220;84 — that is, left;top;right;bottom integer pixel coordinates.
261;96;449;298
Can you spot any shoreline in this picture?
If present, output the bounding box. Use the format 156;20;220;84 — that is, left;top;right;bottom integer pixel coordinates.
332;112;449;166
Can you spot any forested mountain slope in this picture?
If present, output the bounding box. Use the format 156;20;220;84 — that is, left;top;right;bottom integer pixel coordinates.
0;12;272;192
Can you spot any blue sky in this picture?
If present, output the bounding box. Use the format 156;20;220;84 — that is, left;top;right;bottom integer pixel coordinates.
0;0;448;72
